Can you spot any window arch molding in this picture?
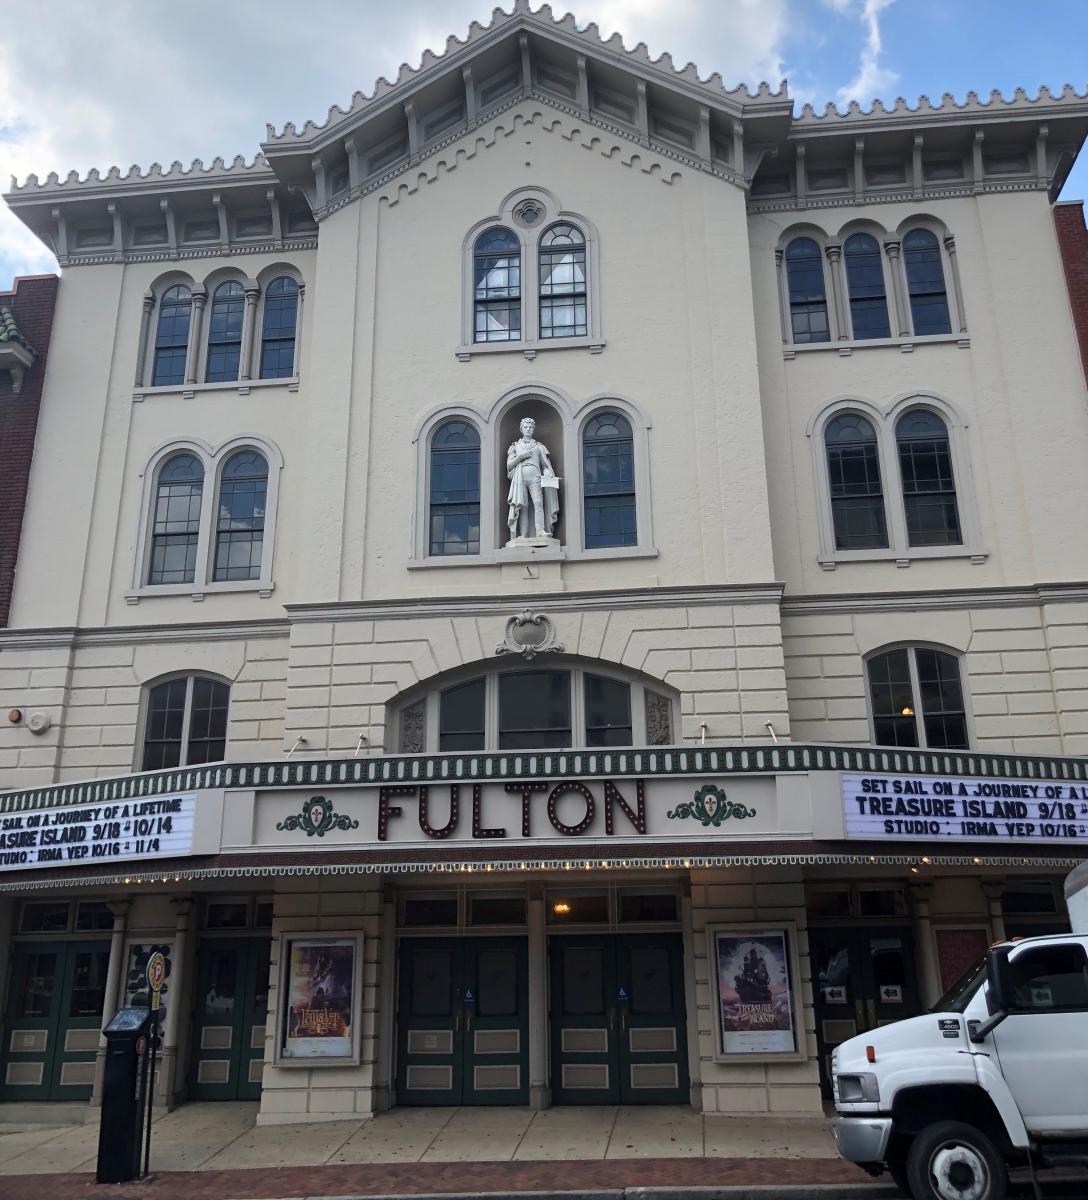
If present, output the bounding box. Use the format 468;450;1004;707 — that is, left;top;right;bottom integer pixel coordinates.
775;224;837;344
833;219;896;341
893;214;966;338
861;641;974;751
254;263;305;381
134;668;235;772
458;187;603;357
127;433;283;602
808;391;986;568
138;271;197;388
572;395;654;556
198;268;251;385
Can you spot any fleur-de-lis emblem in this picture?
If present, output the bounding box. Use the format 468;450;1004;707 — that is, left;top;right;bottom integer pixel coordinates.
667;784;756;827
276;795;359;838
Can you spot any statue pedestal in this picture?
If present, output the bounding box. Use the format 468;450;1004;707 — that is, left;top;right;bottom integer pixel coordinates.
505;535;560;550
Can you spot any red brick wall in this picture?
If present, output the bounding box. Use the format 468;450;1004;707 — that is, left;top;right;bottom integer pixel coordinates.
1055;201;1088;387
0;274;59;627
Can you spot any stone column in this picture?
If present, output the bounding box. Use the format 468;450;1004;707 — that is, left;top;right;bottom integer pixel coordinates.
184;286;207;385
91;898;131;1107
680;878;702;1111
774;249;790;346
239;282;261;380
373;881;397;1111
981;879;1007;943
527;883;550;1110
135;291;155;386
156;897;193;1108
910;885;942;1008
943;235;968;334
824;241;849;340
883;235;911;336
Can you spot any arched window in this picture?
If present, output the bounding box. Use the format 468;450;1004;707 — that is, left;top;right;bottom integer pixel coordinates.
260;276;299;378
213;451;268;581
844;233;890;339
903;229;952;335
824;414;887;550
142;675;230;770
429;422;480;556
151;285;192;386
896;410;961;546
473;229;520;343
867;647;968;749
784;238;830;343
148;454;204;585
539;223;586;339
583;412;635;548
205;280;245;382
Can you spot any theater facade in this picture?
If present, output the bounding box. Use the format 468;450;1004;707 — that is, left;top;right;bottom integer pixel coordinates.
0;3;1085;1125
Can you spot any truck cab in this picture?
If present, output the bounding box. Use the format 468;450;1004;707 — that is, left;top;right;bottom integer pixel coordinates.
831;933;1088;1200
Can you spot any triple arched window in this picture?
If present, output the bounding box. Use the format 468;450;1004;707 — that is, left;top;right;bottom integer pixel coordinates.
780;224;962;347
143;273;301;388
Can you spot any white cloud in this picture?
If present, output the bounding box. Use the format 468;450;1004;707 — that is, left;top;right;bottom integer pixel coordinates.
831;0;899;108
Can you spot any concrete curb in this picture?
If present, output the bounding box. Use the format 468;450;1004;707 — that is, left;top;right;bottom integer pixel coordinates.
297;1187;903;1200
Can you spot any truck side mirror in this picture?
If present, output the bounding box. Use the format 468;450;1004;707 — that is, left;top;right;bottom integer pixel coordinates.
985;946;1015;1014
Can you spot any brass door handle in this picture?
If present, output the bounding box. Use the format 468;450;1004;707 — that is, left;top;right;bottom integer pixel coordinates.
855;999;866;1030
620;1012;627;1035
455;1013;460;1033
608;1009;615;1032
466;1014;472;1034
866;999;877;1028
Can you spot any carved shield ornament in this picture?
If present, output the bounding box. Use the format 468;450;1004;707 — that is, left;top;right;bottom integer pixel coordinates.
495;609;564;660
276;794;359;838
667;784;757;827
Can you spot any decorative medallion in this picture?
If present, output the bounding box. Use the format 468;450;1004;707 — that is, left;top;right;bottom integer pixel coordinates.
276;794;359;837
667;784;756;827
495;609;564;660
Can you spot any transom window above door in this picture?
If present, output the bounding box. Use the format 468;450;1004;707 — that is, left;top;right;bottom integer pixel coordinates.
395;666;675;753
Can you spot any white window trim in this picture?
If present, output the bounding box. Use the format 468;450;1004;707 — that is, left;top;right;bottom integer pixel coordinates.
409;383;656;568
778;218;969;358
807;391;987;570
457;187;604;359
126;433;283;603
253;265;305;382
391;659;678;753
863;643;975;752
133;670;233;772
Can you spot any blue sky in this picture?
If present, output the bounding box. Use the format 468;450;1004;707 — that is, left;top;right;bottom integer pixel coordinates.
0;0;1085;289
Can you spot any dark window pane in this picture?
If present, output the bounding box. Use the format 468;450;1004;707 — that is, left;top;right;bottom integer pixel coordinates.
903;229;952;336
498;671;571;749
142;678;188;770
619;894;678;922
19;953;57;1017
629;945;672;1014
186;678;229;765
430;422;480;556
214;451;268;581
411;950;453;1015
916;649;968;749
584;674;632;746
868;649;918;747
70;950;110;1017
897;410;962;547
259;276;298;379
549;894;609;924
252;941;271;1012
562;946;604;1013
402;897;458;927
859;890;907;917
539;223;586;338
844;232;891;339
205;280;244;382
206;901;248;929
204;949;239;1016
75;901;114;932
1002;882;1057;915
785;237;830;343
1010;944;1088;1010
152;285;191;387
583;413;636;548
816;938;851;1002
469;896;527;925
439;679;485;751
825;413;888;550
870;937;906;988
21;901;70;933
476;948;517;1015
474;228;520;343
255;902;274;928
148;454;203;586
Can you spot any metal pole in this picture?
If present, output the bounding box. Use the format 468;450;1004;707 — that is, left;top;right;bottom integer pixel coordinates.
143;1007;157;1176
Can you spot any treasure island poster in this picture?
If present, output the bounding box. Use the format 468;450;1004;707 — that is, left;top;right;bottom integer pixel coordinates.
282;938;355;1059
714;930;796;1055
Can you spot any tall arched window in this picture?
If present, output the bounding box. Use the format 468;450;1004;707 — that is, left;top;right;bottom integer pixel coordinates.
844;233;890;339
784;238;830;343
148;454;204;585
260;276;299;378
213;451;268;581
142;675;230;770
151;285;192;386
824;414;887;549
205;280;245;382
539;223;586;339
583;412;636;549
896;410;961;546
473;229;520;343
903;229;952;335
429;422;480;556
867;647;968;750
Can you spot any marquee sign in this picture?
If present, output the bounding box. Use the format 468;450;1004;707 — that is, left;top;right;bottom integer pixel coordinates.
0;793;195;872
843;772;1088;845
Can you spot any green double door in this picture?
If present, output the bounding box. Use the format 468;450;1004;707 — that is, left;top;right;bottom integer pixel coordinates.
188;937;270;1100
810;926;921;1096
0;941;111;1101
396;936;529;1106
550;932;688;1105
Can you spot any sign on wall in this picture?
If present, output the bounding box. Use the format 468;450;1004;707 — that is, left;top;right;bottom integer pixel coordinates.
843;772;1088;846
0;794;195;872
277;935;362;1067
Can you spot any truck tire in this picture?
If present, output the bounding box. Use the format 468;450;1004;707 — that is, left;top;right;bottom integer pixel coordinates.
906;1121;1006;1200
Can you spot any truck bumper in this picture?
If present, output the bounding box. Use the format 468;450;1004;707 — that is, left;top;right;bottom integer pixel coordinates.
831;1116;893;1163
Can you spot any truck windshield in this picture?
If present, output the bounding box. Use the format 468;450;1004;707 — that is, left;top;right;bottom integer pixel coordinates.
931;953;987;1013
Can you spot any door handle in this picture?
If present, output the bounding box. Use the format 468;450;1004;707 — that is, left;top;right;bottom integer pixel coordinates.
620;1011;627;1035
866;999;877;1029
608;1009;615;1033
855;999;866;1030
455;1013;460;1033
466;1014;472;1034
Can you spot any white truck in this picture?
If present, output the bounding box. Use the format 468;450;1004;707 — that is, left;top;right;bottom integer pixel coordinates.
831;860;1088;1200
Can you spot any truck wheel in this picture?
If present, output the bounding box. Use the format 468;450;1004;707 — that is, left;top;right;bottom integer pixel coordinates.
906;1121;1006;1200
887;1159;910;1196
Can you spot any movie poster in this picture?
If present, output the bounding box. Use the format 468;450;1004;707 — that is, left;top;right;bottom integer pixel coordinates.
281;938;355;1060
714;930;796;1055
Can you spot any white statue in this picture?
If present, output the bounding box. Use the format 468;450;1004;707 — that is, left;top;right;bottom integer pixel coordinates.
506;417;559;543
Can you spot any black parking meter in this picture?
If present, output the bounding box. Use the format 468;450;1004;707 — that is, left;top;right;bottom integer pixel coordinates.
96;1007;151;1184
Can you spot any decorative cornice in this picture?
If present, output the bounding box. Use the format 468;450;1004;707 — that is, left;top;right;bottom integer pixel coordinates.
53;238;319;270
0;618;289;652
781;580;1088;618
284;583;786;624
7;153;275;200
748;177;1051;217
